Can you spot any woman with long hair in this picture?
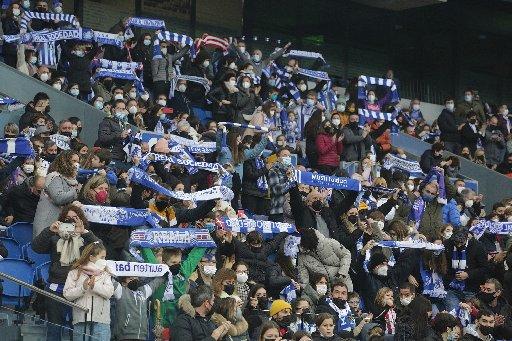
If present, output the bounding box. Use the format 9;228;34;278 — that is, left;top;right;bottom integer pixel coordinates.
315;119;343;175
2;1;22;67
211;297;249;341
64;242;114;341
33;150;81;237
258;321;280;341
303;109;324;168
395;295;433;340
372;287;397;336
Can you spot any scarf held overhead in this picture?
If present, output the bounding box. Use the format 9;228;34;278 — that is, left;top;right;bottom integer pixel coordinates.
130;228;216;248
216;217;297;234
293;170;361;191
20;11;80;32
82;205;161;228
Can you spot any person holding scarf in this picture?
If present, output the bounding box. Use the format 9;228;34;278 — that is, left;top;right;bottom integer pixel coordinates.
32;204;100;341
371;287;397;336
33;150;81;237
240;135;270;215
63;242;114;341
232;75;263;124
234;41;291;77
341;112;372;162
268;148;295;222
2;1;22;68
132;33;154;89
315;120;344;176
184;49;213;124
208;71;238;123
443;228;490;313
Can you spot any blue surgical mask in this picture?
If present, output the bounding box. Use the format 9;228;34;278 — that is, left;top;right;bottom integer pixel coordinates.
281;156;292;166
306;98;315;106
270;93;278;101
422;193;436;202
204;222;216;232
115;112;127;121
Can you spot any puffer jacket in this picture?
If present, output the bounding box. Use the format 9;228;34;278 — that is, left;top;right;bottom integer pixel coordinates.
211;312;249;341
315;133;343;167
63;265;114;325
297;230;353;291
151;46;190;82
173;294;218;341
94;117;125;161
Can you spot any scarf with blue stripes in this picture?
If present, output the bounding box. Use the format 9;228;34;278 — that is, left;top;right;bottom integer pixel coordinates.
20;11;80;32
357;75;400;103
470;220;512;240
255;157;268;193
216;216;297;235
3;28;94;44
130;228;216;249
0;138;34;156
82;204;162;228
126;17;166;30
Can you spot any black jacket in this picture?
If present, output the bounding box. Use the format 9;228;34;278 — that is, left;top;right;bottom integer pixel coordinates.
206;84;235;121
62;43;99;92
443;238;490;293
19;103;56;132
419;149;442;174
94;117;125;161
241;158;268;198
172;311;217;341
169;91;192;117
1;181;40;223
32;227;99;284
438;109;461;143
461;124;482;154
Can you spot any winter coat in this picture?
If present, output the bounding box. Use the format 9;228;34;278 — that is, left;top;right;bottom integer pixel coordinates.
442;198;461;227
112;276;165;340
460;124;482;154
455;100;485;123
297;230;353;291
484;127;506;166
241;157;268;198
173;294;218;341
63;265;114;325
438;109;462;143
235;45;287;76
33;172;79;237
419;149;443;174
151;46;190;82
207;84;235;121
211;313;249;341
301;284;323;312
1;180;41;223
94;117;125;161
396;199;444;239
31;227;99;284
91;81;112;103
63;45;99;92
169;91;193;116
341;124;372;162
19;102;56;132
232;90;263;124
316;133;343;167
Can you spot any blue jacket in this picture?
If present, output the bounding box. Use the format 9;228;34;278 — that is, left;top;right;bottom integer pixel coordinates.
442;198;461;227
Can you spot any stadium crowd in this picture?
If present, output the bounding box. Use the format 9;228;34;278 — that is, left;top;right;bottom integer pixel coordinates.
0;1;511;341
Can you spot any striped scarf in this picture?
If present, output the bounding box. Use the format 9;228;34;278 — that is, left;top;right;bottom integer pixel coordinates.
20;11;80;32
449;245;467;291
92;58;142;71
93;68;144;92
216;217;297;235
126;17;166;30
93;31;124;48
284;49;325;63
357;75;400;103
169;74;210;98
255;157;268;193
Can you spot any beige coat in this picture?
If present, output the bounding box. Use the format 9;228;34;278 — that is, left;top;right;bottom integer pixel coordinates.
297;230;353;291
63;265;114;325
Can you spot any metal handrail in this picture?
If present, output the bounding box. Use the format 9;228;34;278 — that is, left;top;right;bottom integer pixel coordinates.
0;271;89;313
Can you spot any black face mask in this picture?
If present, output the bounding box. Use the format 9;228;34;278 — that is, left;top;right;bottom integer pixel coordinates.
77;127;82;135
257;297;268;310
333;298;347;309
61;131;72;137
469;118;477;124
311;200;323;212
154;199;168;211
127;279;141;291
4;134;16;138
224;284;235;295
299;191;308;198
44;105;51;113
348;121;359;129
169;264;180;276
277;315;292;327
479;325;494;336
45;154;56;162
251;245;262;253
347;215;358;224
477;291;496;304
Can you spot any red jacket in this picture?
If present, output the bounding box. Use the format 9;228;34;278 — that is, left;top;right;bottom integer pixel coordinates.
315;133;343;167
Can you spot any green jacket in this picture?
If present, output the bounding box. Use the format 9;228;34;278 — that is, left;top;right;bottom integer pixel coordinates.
142;247;206;327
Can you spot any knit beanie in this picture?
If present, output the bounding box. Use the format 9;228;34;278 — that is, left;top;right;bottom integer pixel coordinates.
269;299;291;317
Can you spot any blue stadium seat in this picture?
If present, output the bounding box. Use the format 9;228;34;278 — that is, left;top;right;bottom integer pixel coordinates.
6;222;33;246
22;243;50;267
0;258;34;308
0;237;21;259
35;261;50;286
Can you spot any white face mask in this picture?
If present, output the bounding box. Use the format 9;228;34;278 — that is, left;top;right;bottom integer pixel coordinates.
407;184;415;192
375;265;388;277
400;296;413;306
236;273;248;283
94;101;104;110
129;91;137;99
412;104;420;111
54;6;62;13
94;258;107;270
143;39;151;46
30;56;38;64
203;265;217;276
228;79;237;87
40;73;49;82
465;199;474;207
336;104;345;112
465;94;473;102
229;62;237;70
242;81;251;89
128;106;138;114
13;8;21;16
22;0;30;8
377;221;385;230
53;83;62;91
316;284;328;296
114;93;124;100
457;186;465;194
70;88;79;97
178;84;187;92
400;153;407;159
160;47;167;55
306;98;315;106
239;46;246;54
202;60;210;68
157;99;167;106
444;231;453;239
23;164;34;174
252;54;261;62
74;162;80;171
141;93;150;101
368;94;376;102
298;84;307;92
446;103;455;112
332;118;341;126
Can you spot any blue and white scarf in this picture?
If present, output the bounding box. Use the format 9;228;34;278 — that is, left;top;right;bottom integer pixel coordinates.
20;11;80;32
283;235;301;258
377;240;445;252
293;170;361;192
216;217;297;235
0;138;33;156
93;58;142;71
419;260;447;298
169;74;210;98
449;307;471;327
168;134;216;153
274;66;301;101
382;154;424;177
284;49;325;63
420;169;446;203
130;228;216;248
318;86;337;114
255;157;268;193
77;168;117;185
325;297;355;332
358;108;398;123
82;204;161;229
93;68;144;92
218;122;269;132
0;96;19;105
357;75;400;103
450;246;467;291
280;284;297;301
128;167;234;202
4;28;94;44
297;68;330;81
470;220;512;240
157;31;193;47
147;153;223;173
93;31;124;48
126;17;166;30
49;134;70;150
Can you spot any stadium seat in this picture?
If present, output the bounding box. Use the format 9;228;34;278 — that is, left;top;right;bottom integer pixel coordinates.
0;258;34;308
6;222;33;246
35;261;51;286
0;237;21;259
22;243;50;267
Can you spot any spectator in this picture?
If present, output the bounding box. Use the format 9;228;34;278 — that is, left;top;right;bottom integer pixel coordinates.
438;97;463;154
269;299;294;339
484;115;507;170
455;89;485;123
151;40;190;97
268;148;295;222
431;312;461;341
211;297;250;341
315;120;343;175
1;175;44;225
341;112;372;162
419;141;445;173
